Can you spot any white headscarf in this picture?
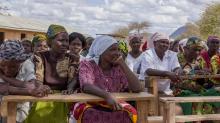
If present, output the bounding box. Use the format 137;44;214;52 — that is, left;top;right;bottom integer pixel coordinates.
87;35;118;64
147;32;170;48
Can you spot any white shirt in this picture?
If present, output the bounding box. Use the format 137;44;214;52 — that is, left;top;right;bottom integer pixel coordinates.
0;58;36;122
139;48;180;95
126;53;143;77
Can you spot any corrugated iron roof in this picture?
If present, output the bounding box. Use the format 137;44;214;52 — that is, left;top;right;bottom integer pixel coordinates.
0;14;84;34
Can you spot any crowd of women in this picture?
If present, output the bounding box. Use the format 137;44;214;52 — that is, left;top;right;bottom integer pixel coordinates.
0;23;220;123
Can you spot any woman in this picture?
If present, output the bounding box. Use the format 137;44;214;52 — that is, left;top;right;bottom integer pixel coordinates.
0;40;49;123
81;36;94;57
25;24;79;123
21;39;33;54
200;36;220;70
126;34;143;76
32;34;49;52
69;32;87;61
73;36;142;123
174;37;220;115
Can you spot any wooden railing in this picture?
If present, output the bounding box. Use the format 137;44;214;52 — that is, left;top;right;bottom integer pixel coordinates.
0;92;154;123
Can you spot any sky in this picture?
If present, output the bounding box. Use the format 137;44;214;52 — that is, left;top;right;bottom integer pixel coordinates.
0;0;219;37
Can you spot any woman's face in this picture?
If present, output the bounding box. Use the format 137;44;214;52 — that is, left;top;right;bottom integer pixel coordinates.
129;37;142;51
185;46;202;59
154;39;170;53
101;43;121;64
0;60;22;77
69;38;83;54
34;41;49;52
22;41;32;54
51;32;69;54
207;39;220;52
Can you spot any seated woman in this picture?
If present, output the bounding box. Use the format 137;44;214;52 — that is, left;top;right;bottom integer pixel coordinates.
21;39;33;55
174;37;220;115
0;40;49;123
126;33;143;77
139;32;183;115
24;24;79;123
32;34;49;53
73;36;142;123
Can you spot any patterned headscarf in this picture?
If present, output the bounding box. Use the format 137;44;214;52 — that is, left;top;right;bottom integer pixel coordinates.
148;32;170;48
207;36;220;42
118;40;128;56
87;36;118;64
0;40;31;61
186;36;204;48
32;34;47;45
128;30;143;42
46;24;67;40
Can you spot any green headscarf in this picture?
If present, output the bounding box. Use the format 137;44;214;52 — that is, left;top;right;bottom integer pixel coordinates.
186;36;204;48
32;34;47;45
118;40;128;56
46;24;67;40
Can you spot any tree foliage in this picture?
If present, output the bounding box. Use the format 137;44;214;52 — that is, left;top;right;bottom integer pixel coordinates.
112;21;150;37
199;3;220;39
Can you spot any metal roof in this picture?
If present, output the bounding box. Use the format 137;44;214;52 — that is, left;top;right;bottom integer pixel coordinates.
0;14;83;34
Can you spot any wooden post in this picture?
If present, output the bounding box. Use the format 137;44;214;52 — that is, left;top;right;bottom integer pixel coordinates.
7;102;17;123
163;102;175;123
148;77;158;115
137;100;148;123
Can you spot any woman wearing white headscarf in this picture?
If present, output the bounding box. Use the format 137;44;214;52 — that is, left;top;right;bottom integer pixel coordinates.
72;36;141;123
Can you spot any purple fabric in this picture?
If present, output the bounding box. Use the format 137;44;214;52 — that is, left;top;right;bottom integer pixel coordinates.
79;60;128;92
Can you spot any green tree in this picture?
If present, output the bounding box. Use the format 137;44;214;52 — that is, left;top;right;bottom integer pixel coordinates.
112;21;150;37
199;3;220;39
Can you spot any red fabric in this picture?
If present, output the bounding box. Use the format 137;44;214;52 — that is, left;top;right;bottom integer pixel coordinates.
200;51;211;69
142;41;147;51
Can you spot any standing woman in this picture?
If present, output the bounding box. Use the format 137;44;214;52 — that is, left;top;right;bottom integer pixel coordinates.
73;36;142;123
32;34;49;53
25;24;78;123
126;34;143;76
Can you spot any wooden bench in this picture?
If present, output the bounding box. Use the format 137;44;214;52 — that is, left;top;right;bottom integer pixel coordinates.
0;92;154;123
160;96;220;123
147;74;220;123
147;74;220;116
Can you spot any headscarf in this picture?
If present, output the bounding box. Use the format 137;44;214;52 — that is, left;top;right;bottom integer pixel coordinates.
207;36;220;42
118;40;128;56
128;30;143;42
32;34;47;45
46;24;67;40
87;36;118;64
186;36;204;48
148;32;170;48
0;40;31;61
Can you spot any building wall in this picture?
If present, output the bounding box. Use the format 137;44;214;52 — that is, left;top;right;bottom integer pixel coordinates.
0;28;45;41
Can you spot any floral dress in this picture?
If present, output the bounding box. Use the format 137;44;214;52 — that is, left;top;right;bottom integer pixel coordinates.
172;53;220;115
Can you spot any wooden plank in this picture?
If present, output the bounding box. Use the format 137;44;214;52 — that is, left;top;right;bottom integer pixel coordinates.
137;100;148;123
175;114;220;122
160;96;220;103
0;101;7;117
7;102;17;123
150;74;220;80
147;116;162;123
2;92;154;102
163;102;175;123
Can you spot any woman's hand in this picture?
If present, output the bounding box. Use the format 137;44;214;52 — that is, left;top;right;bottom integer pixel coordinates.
105;95;122;111
166;71;181;83
25;81;52;97
113;56;125;66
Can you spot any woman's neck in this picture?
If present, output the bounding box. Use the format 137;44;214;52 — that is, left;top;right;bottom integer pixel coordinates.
130;50;142;58
99;58;112;71
155;48;165;60
208;49;217;58
49;51;65;61
184;53;194;63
